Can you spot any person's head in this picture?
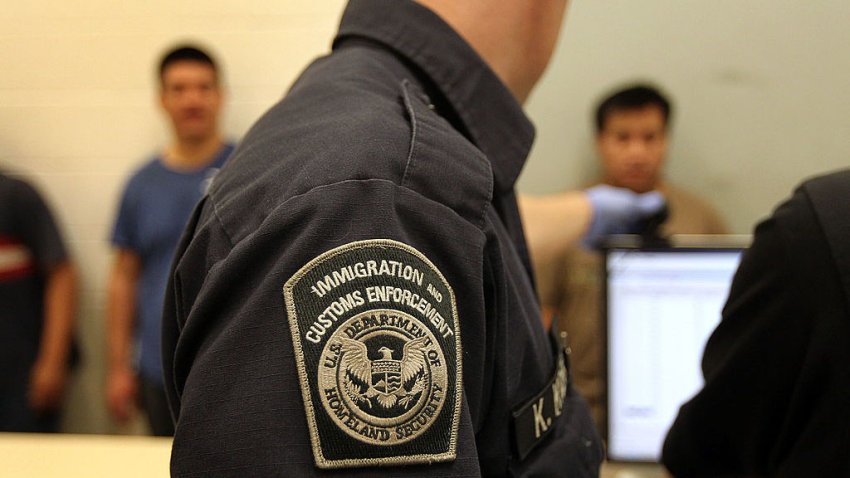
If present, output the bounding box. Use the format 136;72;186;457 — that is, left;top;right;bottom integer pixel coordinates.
158;45;223;143
595;84;671;193
416;0;569;103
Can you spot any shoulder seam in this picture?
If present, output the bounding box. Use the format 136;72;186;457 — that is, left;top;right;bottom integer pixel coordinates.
209;194;237;250
400;79;418;188
216;178;486;248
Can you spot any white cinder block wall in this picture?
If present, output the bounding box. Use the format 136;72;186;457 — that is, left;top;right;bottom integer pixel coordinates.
0;0;347;434
2;0;850;434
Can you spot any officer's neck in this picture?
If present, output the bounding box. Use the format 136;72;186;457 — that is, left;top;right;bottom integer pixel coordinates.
415;0;566;104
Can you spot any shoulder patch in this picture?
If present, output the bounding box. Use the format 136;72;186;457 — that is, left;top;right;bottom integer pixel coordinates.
283;239;462;469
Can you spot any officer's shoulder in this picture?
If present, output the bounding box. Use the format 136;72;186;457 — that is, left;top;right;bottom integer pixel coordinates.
278;47;493;195
211;49;492;237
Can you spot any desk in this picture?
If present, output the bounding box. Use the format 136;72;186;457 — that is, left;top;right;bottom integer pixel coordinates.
602;462;667;478
0;433;667;477
0;433;171;477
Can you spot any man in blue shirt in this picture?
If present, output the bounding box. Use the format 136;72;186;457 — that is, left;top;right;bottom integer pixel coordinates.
106;45;234;436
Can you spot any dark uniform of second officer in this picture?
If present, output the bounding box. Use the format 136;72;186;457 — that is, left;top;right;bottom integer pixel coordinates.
162;0;604;476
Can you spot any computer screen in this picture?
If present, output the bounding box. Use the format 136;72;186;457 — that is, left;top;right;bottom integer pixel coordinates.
605;246;744;462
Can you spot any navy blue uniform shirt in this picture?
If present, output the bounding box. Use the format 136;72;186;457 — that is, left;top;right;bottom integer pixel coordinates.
162;0;603;476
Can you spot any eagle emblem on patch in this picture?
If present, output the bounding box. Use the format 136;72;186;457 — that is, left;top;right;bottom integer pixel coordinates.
283;240;461;469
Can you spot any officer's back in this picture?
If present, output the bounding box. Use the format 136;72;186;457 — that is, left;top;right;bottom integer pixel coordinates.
162;1;603;476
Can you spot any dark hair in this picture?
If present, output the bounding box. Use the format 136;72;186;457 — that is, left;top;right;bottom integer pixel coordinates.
595;84;671;133
158;45;218;83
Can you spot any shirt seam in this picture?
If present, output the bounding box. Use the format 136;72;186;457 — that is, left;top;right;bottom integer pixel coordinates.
215;178;485;250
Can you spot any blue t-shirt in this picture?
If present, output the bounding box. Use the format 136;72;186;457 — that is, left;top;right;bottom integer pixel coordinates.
111;144;234;383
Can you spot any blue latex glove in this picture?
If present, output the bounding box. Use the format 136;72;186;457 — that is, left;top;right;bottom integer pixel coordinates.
582;185;666;249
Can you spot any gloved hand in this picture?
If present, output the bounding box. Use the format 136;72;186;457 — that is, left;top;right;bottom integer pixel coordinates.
582;184;666;249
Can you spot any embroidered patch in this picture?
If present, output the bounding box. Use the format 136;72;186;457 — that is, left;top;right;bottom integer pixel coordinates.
283;239;462;469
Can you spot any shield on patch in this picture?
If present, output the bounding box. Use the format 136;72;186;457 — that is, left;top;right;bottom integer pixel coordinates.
372;354;403;395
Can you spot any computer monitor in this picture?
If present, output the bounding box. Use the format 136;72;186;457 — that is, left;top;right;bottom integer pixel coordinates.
604;236;748;462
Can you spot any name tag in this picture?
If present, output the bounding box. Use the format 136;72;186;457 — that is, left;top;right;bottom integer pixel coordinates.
512;347;569;461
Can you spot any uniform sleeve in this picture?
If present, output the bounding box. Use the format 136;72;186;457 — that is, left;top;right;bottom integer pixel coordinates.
164;181;486;477
661;188;819;476
14;179;68;272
